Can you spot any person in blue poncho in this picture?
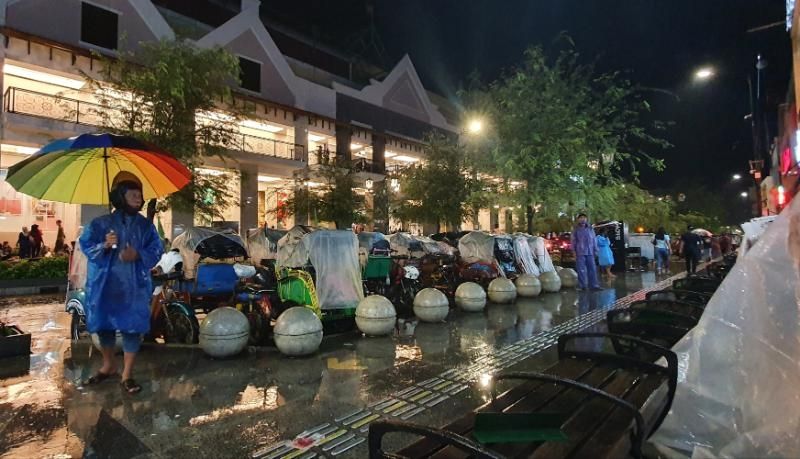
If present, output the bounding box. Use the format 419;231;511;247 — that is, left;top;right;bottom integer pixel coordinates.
79;172;163;394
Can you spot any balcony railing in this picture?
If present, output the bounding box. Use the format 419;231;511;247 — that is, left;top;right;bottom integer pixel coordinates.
353;157;384;174
3;86;305;161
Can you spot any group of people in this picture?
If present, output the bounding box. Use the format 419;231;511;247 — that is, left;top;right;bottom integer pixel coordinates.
14;220;68;259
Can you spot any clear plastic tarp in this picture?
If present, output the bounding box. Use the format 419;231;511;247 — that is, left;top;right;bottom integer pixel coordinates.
247;228;286;264
527;236;556;273
458;231;495;263
171;227;247;279
357;232;387;252
303;230;364;310
651;197;800;457
513;234;540;276
277;225;314;268
388;232;424;258
417;236;453;256
68;226;88;289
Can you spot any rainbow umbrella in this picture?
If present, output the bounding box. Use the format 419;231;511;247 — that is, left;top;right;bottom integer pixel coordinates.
5;133;191;206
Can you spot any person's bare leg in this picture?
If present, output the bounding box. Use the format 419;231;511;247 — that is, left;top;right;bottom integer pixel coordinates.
99;347;117;375
121;352;137;381
607;266;616;278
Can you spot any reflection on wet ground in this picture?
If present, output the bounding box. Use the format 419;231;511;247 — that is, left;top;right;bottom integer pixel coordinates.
0;271;672;458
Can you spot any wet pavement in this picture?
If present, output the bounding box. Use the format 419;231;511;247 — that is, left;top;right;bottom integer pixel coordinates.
0;269;681;458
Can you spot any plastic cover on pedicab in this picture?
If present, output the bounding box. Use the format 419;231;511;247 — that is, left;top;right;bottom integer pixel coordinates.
527;236;556;273
417;235;454;256
458;231;495;263
357;231;387;252
68;226;88;289
277;225;314;268
247;228;286;265
513;234;540;276
302;230;364;310
171;227;248;279
651;197;800;457
388;232;424;258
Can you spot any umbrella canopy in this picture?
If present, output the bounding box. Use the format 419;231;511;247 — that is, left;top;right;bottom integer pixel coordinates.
692;228;713;237
6;133;191;205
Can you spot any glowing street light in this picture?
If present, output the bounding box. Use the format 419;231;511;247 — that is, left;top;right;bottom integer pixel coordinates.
732;173;742;180
694;67;714;81
740;191;749;198
467;119;483;135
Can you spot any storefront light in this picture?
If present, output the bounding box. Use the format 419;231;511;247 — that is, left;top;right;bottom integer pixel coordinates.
393;155;419;163
794;130;800;163
196;167;225;176
365;179;374;189
1;144;39;155
3;63;85;89
778;185;786;206
241;119;284;133
384;150;397;158
257;175;281;182
308;134;326;142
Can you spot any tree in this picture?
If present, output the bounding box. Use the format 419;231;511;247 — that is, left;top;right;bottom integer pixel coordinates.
392;133;479;232
84;39;244;221
281;150;367;229
470;39;668;232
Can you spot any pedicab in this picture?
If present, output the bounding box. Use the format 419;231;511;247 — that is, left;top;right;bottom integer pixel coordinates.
493;234;520;278
65;227;89;341
358;231;392;296
513;233;540;276
276;228;363;329
457;231;501;287
526;235;557;273
246;227;286;266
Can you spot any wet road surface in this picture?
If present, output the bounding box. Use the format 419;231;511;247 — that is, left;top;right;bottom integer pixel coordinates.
0;270;679;458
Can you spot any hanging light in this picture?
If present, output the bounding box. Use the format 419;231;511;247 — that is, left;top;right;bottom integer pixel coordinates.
365;178;374;190
390;178;400;192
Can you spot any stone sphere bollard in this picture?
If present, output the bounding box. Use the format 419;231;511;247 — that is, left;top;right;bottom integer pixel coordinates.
199;307;250;358
488;277;517;304
515;274;542;297
413;288;449;322
355;295;397;336
454;282;487;312
558;268;578;288
273;307;323;356
539;271;562;293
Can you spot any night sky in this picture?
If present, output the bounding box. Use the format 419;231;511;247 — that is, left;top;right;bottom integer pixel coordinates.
262;1;792;191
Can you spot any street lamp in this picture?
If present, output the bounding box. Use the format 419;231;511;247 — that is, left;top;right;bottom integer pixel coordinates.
694;67;715;81
732;173;742;180
467;118;483;135
740;191;749;198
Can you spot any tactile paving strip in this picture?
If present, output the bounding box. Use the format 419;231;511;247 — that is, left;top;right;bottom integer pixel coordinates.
252;271;686;458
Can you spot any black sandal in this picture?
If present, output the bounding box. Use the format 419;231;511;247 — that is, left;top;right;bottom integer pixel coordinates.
120;378;142;394
84;371;118;385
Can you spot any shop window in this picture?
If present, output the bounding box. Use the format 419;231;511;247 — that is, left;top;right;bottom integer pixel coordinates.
81;2;119;50
239;57;261;93
0;177;23;216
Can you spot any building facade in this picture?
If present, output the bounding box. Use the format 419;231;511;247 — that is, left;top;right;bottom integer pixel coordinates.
0;0;500;246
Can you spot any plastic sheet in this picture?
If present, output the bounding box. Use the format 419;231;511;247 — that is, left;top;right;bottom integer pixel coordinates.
651;197;800;457
527;236;556;273
388;232;424;258
171;227;247;279
357;232;387;251
458;231;495;263
417;236;450;255
247;228;286;264
68;226;88;290
513;235;540;276
277;225;314;268
303;230;364;310
628;233;655;260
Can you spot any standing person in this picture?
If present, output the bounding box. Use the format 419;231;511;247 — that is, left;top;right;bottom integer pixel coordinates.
570;213;601;290
54;220;66;254
80;172;163;394
29;224;43;258
679;225;702;274
17;226;30;259
719;233;732;255
652;227;671;275
596;228;616;279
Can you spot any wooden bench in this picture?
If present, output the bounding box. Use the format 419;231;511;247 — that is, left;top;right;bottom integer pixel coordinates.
369;333;677;459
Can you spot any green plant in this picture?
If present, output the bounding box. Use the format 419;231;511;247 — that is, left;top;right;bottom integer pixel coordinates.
0;257;69;281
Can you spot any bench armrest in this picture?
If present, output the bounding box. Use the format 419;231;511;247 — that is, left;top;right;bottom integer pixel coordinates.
557;333;678;435
368;420;503;459
491;372;645;459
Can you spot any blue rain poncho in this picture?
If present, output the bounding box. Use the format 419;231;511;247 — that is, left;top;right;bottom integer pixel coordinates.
79;210;163;334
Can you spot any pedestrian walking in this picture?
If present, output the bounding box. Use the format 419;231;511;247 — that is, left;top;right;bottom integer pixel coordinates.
54;219;66;254
29;224;43;258
570;213;601;290
652;227;671;275
596;228;616;279
79;172;163;395
679;225;702;274
17;226;31;258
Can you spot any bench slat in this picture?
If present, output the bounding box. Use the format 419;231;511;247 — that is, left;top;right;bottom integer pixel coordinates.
397;359;597;458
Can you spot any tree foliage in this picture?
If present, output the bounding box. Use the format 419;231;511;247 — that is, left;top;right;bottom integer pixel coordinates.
392;133;480;231
84;39;244;220
280;151;367;229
